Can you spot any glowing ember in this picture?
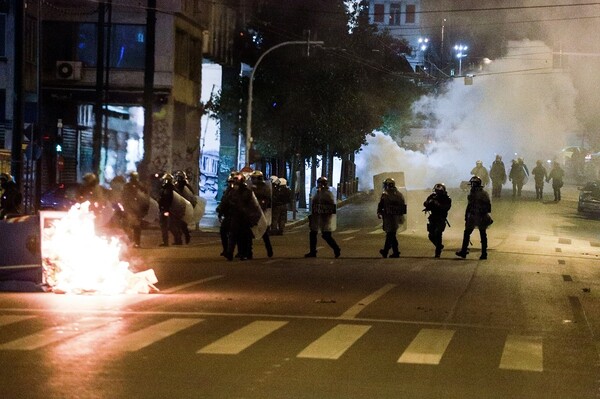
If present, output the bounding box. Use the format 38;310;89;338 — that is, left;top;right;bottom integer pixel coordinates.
41;202;158;295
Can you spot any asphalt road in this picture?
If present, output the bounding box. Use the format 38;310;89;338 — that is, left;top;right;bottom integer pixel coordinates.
0;185;599;399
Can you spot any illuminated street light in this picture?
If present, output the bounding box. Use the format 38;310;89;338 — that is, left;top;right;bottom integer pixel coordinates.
417;37;429;73
454;44;468;76
246;40;324;166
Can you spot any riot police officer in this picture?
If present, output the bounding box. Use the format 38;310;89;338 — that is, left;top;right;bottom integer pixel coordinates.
423;183;452;258
489;155;507;198
250;171;273;258
158;173;183;246
122;171;150;248
377;178;406;258
305;177;340;258
174;170;196;244
456;176;492;260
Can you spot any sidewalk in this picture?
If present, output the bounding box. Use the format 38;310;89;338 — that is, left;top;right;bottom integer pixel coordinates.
198;197;310;233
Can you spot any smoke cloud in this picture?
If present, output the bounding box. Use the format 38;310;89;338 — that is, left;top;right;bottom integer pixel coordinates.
356;40;580;190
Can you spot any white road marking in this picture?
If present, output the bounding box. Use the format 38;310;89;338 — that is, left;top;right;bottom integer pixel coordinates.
342;236;355;241
0;317;118;350
0;315;36;327
162;275;225;294
339;284;397;319
368;229;384;235
198;320;288;355
499;334;543;372
398;329;455;365
297;324;371;359
339;229;360;235
112;318;203;352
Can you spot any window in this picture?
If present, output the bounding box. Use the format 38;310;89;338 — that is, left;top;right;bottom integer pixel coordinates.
43;22;97;71
43;22;145;71
108;24;145;69
405;4;416;24
389;3;401;25
373;4;384;23
0;14;5;58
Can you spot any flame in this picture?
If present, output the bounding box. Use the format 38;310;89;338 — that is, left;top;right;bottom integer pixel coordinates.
41;202;158;295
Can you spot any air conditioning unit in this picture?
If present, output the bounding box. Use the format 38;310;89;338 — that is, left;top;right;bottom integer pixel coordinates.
56;61;82;80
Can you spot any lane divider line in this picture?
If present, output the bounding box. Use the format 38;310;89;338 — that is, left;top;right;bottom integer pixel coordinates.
339;284;397;319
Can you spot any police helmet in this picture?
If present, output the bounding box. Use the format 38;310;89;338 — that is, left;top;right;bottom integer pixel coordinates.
0;173;13;183
278;178;287;186
161;173;174;185
250;170;264;182
270;175;279;185
317;176;328;187
174;170;187;182
476;160;483;165
383;178;396;190
83;172;98;185
129;171;139;182
227;171;238;183
433;183;446;193
469;176;483;188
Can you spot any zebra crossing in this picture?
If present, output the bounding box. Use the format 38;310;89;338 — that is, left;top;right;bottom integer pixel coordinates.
0;314;553;372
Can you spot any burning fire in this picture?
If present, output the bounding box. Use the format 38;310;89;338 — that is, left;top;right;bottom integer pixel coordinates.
41;202;158;295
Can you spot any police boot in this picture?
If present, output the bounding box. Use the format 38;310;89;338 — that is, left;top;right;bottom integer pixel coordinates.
435;244;444;258
305;231;318;258
455;232;470;258
480;236;488;260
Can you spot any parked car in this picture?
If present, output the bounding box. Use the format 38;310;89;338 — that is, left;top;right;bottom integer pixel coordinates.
577;181;600;214
39;183;81;211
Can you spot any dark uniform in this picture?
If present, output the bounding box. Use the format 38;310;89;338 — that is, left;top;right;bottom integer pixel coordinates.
216;173;236;257
377;178;406;258
122;171;150;247
456;176;492;260
220;173;262;261
509;158;529;198
423;183;452;258
158;173;183;246
250;171;273;258
489;155;507;198
547;162;565;201
271;178;291;235
305;177;340;258
531;161;548;200
174;170;196;244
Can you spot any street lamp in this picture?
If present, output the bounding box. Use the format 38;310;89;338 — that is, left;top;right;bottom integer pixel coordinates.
245;40;324;166
454;44;468;76
418;37;429;72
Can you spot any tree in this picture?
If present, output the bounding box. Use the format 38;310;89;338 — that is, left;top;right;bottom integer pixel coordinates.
208;0;423;187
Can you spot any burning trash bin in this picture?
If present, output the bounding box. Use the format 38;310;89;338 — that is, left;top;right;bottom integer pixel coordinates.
39;203;158;294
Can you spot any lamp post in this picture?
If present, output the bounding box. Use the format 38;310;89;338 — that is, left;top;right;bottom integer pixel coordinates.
418;37;429;72
454;44;468;76
245;40;324;166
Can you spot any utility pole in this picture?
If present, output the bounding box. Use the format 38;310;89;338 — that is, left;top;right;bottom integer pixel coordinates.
141;0;156;181
11;0;24;186
245;40;324;166
92;2;106;174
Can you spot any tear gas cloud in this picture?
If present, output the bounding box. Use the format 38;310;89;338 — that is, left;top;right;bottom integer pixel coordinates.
356;40;579;190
